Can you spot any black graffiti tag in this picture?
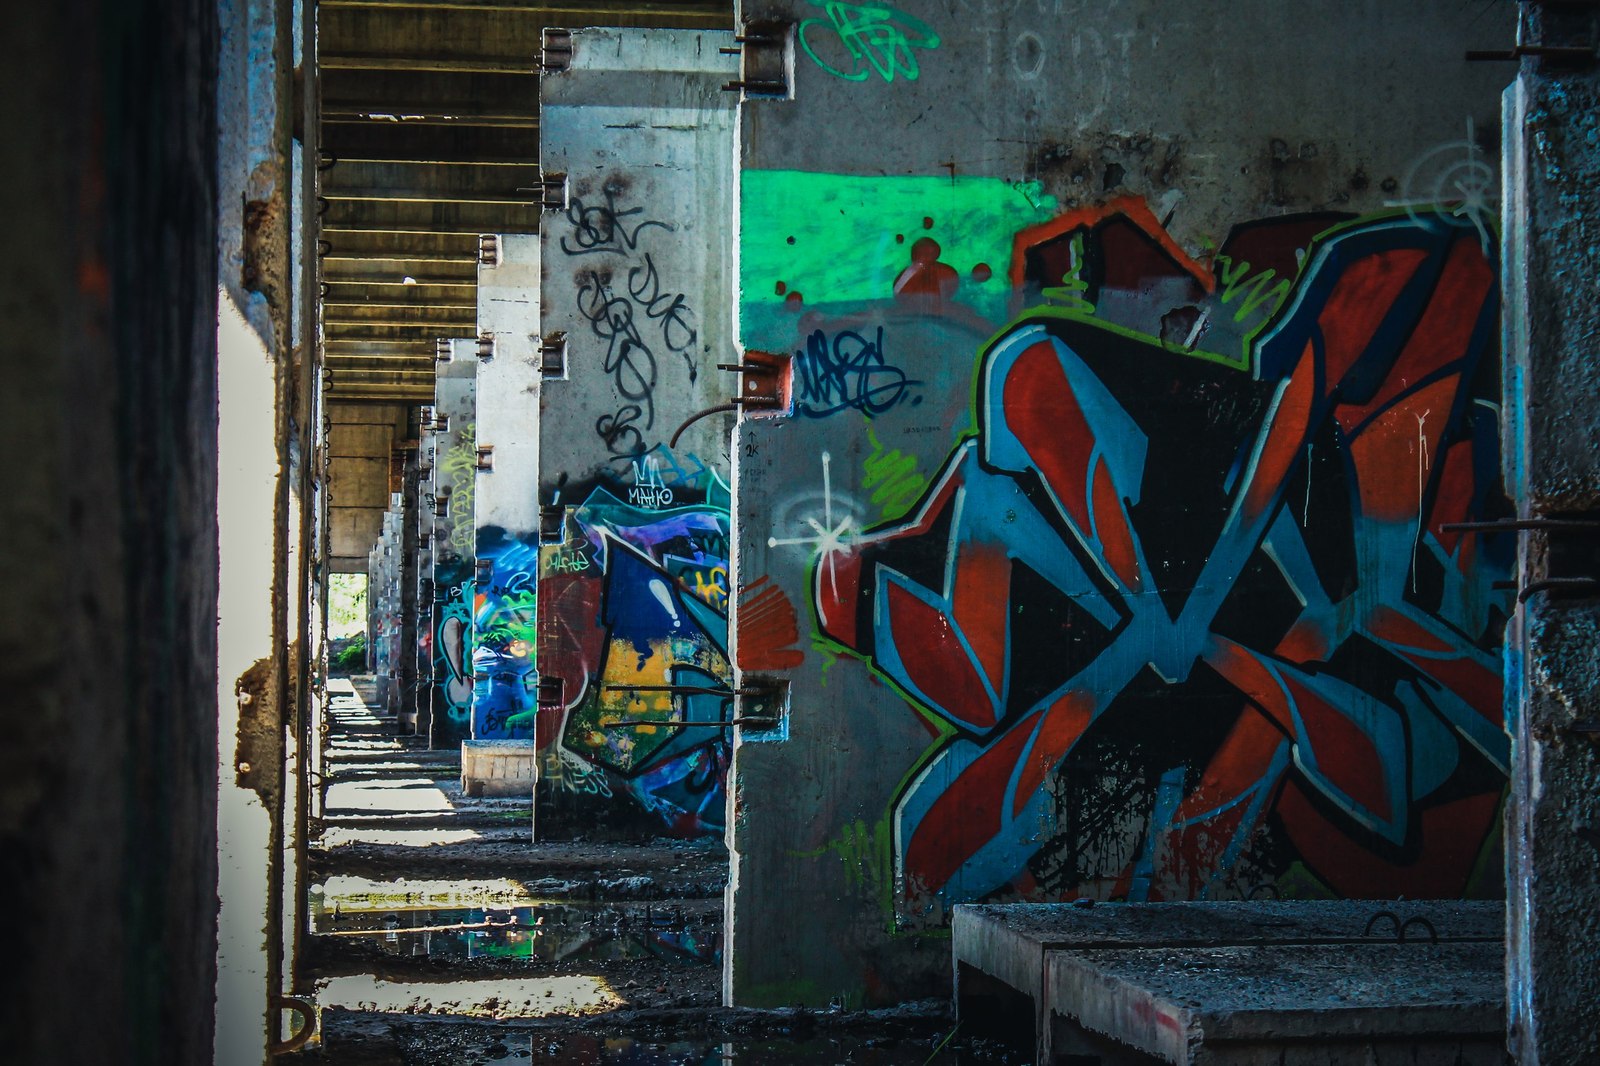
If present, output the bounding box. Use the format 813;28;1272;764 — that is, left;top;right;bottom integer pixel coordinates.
560;187;676;256
793;327;921;417
628;252;700;381
577;270;657;460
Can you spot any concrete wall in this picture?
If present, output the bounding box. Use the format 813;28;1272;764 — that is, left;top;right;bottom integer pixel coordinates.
726;0;1517;1006
432;339;479;746
0;0;222;1061
470;234;542;747
534;27;740;838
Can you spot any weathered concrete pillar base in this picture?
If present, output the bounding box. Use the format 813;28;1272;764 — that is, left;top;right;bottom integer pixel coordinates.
1046;941;1504;1065
461;739;537;798
955;901;1504;1065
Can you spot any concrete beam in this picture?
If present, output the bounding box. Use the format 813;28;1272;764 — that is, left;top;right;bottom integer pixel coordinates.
321;229;480;259
321;120;540;164
322;160;539;204
322;197;541;233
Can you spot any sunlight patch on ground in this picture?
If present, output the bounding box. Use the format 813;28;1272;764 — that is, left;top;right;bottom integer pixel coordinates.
325;778;455;813
318;826;483;848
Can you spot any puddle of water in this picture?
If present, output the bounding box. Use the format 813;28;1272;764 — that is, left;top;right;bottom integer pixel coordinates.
434;1033;1025;1065
315;874;537;910
319;974;620;1019
315;902;721;965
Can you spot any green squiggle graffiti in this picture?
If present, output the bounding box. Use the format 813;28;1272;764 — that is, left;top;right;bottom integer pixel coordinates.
863;422;927;521
799;1;940;84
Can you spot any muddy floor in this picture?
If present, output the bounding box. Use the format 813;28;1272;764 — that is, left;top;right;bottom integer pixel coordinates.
301;678;1024;1064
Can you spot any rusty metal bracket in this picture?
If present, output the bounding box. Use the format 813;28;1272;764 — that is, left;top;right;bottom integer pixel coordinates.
435;338;453;363
539;504;565;543
476;332;496;360
1399;916;1439;944
1520;577;1600;602
600;681;787;732
538;675;565;707
433;487;450;518
541;27;573;73
474;558;494;585
1467;44;1595;60
600;717;779;729
1468;2;1596;62
540;333;568;377
1445;516;1600;602
724;22;791;96
268;995;317;1056
669;353;790;447
534;173;567;212
1364;910;1402;939
1441;518;1600;533
476;444;494;472
478;233;500;266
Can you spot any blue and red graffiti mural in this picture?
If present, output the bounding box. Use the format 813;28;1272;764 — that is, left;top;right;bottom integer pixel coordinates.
472;533;540;740
812;207;1512;910
538;447;733;835
430;581;474;744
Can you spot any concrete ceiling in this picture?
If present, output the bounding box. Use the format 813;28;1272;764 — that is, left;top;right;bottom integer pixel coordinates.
316;0;733;404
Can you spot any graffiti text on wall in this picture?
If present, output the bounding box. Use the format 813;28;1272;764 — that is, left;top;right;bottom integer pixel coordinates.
792;326;921;418
440;424;478;553
799;1;940;84
538;447;734;835
564;182;701;463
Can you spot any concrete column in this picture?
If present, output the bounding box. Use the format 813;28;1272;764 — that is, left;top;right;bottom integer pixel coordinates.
464;234;542;798
1503;15;1600;1060
535;27;738;838
215;0;297;1058
1;0;222;1060
416;416;437;739
726;0;1515;1006
397;441;421;732
431;340;479;747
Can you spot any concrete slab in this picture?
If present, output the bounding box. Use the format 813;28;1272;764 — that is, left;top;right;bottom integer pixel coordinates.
461;738;536;799
1048;941;1504;1065
953;900;1503;1064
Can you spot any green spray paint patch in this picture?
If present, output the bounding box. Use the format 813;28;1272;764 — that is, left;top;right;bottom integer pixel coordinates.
740;170;1058;338
862;421;928;522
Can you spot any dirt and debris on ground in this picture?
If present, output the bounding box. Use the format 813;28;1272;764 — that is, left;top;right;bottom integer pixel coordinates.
301;677;1022;1064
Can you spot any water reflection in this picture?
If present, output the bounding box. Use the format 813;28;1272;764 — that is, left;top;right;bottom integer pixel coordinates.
317;902;721;965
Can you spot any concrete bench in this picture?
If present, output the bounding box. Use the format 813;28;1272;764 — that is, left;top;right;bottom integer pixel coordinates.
952;900;1504;1064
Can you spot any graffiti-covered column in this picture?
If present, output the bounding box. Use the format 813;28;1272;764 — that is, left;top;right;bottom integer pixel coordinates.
535;27;739;838
431;339;478;749
373;505;401;713
464;233;543;798
397;442;421;732
726;0;1517;1006
415;412;437;740
1503;20;1600;1061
